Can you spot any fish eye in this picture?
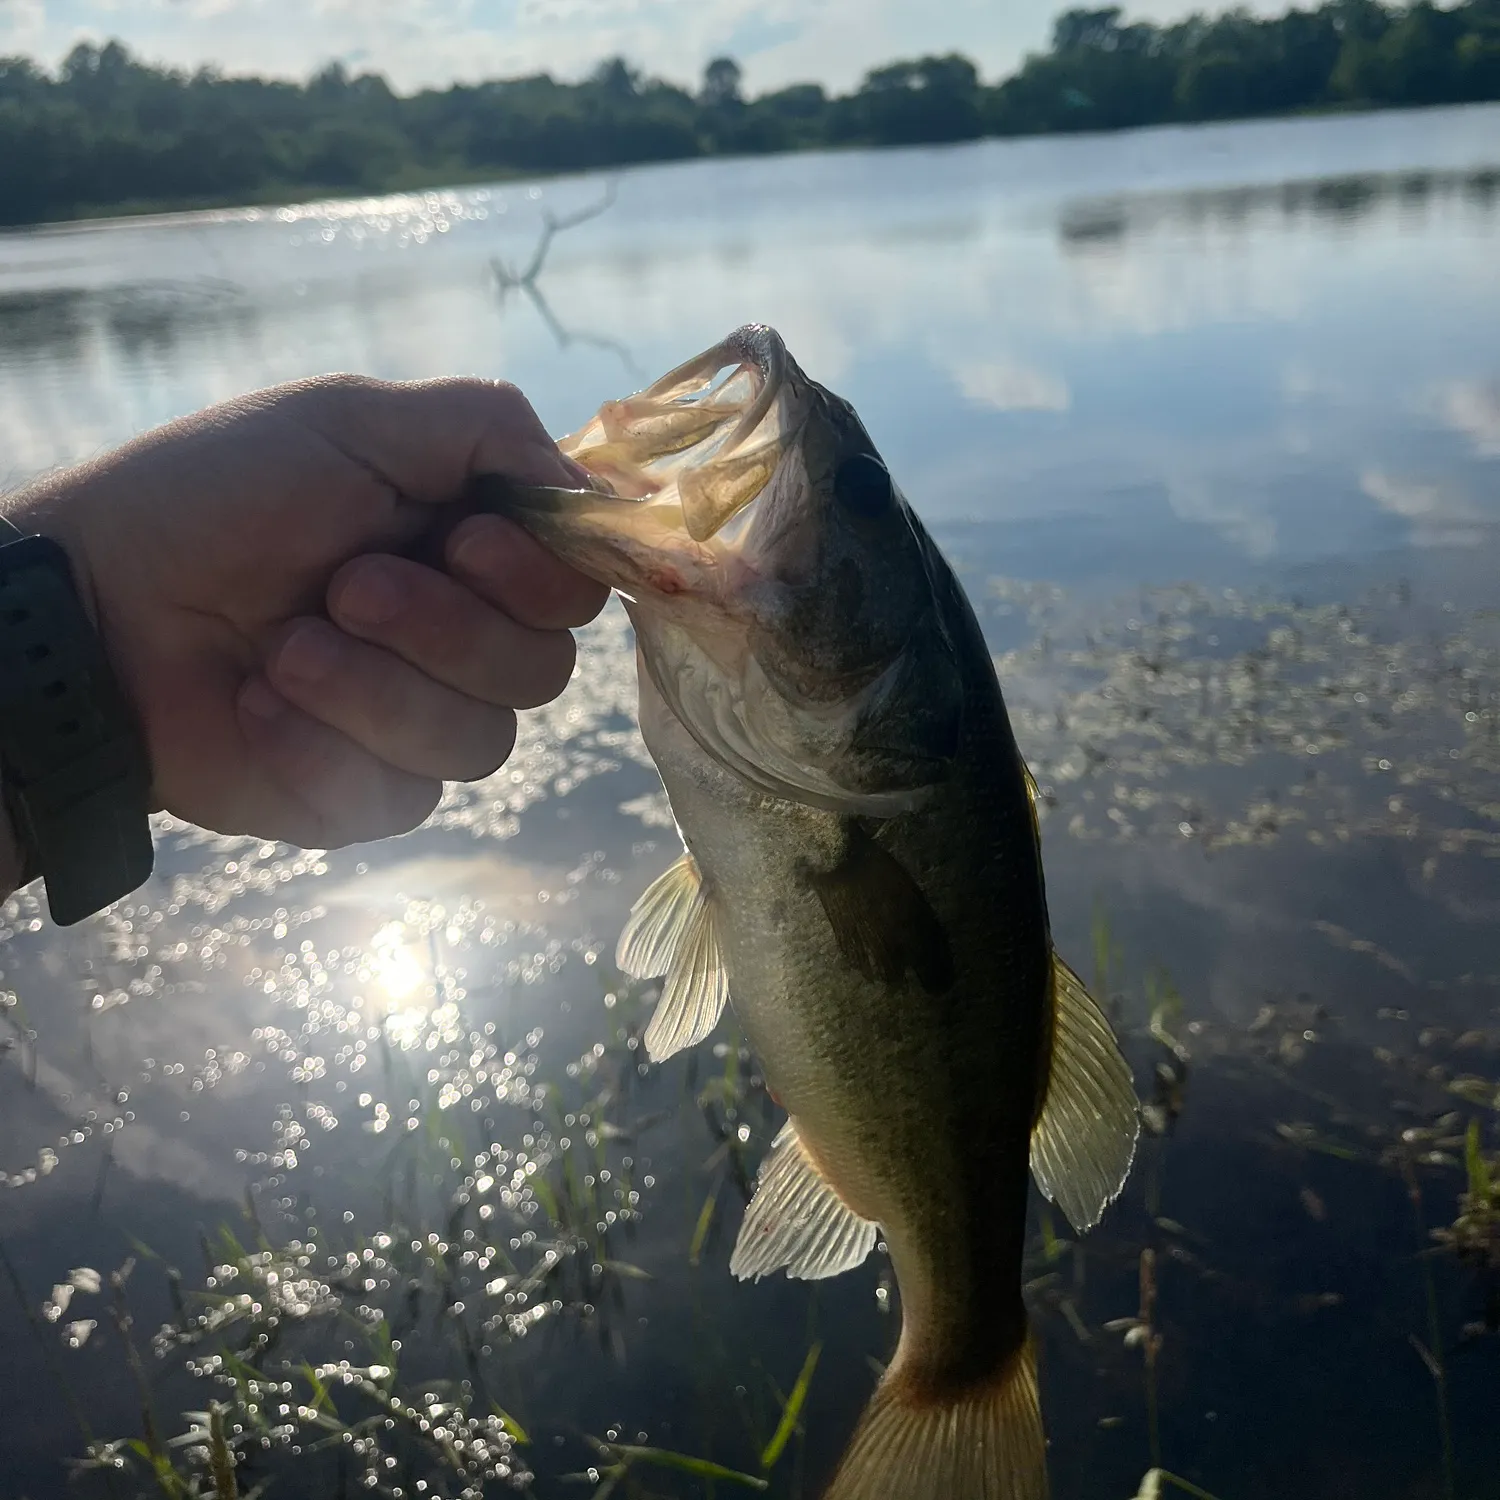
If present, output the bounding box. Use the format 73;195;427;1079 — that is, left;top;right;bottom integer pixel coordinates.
833;453;894;519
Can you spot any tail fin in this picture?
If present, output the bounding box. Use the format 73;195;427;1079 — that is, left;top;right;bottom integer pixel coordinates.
822;1333;1047;1500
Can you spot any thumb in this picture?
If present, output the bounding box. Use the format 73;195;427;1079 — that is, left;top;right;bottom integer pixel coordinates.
287;375;588;504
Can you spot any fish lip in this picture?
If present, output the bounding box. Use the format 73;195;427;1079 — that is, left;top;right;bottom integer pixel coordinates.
555;323;804;547
466;475;725;603
469;325;798;597
637;323;788;456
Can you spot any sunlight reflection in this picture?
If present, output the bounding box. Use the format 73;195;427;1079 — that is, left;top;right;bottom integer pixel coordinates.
358;918;453;1050
370;919;426;1002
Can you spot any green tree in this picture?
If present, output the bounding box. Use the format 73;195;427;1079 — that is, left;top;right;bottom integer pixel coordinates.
2;3;1500;227
591;57;640;99
838;53;984;144
700;56;743;107
1052;7;1129;53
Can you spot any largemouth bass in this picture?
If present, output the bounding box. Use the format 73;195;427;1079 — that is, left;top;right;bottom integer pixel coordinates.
486;326;1139;1500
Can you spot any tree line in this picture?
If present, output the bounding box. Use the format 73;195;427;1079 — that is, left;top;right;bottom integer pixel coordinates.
2;0;1499;226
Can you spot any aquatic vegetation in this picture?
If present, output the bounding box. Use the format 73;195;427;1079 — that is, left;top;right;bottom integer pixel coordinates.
988;575;1500;866
1432;1120;1500;1338
23;972;751;1500
1131;1472;1225;1500
1;563;1496;1496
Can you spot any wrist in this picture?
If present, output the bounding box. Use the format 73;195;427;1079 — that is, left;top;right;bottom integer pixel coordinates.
0;795;27;900
2;478;103;633
0;493;154;924
0;502;40;900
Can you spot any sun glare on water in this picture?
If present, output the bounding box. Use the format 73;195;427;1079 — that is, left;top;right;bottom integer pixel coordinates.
361;920;461;1050
371;920;427;1001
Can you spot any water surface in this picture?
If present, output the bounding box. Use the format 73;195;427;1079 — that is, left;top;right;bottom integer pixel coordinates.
2;104;1499;1500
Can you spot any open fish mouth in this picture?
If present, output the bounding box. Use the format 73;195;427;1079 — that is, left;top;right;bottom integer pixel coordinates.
476;324;955;818
561;322;799;541
469;325;813;604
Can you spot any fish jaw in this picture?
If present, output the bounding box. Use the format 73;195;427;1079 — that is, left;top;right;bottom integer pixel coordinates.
470;477;733;617
470;324;807;615
480;323;960;817
557;323;808;546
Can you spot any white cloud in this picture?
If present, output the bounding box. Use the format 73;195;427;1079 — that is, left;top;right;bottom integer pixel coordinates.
1280;360;1347;402
1438;379;1500;457
0;0;47;47
951;356;1070;412
1362;467;1444;518
0;0;1017;89
2;0;1292;93
1361;466;1488;547
1166;472;1278;558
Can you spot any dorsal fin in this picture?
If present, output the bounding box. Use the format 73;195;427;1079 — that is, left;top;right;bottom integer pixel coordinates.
1030;955;1139;1233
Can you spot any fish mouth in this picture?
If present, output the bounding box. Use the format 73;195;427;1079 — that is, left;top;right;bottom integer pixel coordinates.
471;325;807;604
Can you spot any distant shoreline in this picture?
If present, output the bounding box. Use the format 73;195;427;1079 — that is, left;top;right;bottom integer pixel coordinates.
1;99;1496;241
1;163;557;236
4;3;1499;231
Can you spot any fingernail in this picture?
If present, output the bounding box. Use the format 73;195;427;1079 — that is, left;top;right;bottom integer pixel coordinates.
454;526;508;579
278;620;342;683
239;677;287;722
559;454;594;488
339;561;405;627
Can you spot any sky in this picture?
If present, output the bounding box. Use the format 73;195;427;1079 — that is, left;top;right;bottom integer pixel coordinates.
0;0;1284;96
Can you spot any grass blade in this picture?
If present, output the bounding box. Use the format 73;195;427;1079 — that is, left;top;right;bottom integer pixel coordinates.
688;1188;718;1268
611;1443;768;1489
760;1340;821;1471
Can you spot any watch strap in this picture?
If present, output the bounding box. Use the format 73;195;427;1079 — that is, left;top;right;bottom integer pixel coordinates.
0;519;154;925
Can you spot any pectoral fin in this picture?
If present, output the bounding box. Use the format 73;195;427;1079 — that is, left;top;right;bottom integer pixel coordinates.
1030;955;1139;1233
616;851;729;1062
806;825;954;994
731;1119;878;1282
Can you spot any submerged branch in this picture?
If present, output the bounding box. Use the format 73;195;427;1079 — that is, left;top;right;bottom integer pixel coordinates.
521;281;642;378
491;179;618;289
488;179;639;374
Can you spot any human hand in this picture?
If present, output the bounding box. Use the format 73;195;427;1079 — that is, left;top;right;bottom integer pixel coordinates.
1;376;607;857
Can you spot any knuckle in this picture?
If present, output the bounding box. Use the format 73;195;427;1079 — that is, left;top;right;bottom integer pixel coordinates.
423;590;481;661
399;600;486;681
276;373;395;443
418;375;526;415
411;374;480;401
284;720;350;787
289;371;384;406
483;379;543;432
367;664;417;736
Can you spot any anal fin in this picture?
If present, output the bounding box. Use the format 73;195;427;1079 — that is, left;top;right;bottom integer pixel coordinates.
616;851;729;1063
1030;954;1139;1233
731;1118;877;1282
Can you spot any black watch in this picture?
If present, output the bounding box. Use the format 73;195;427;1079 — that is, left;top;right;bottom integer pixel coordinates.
0;516;154;925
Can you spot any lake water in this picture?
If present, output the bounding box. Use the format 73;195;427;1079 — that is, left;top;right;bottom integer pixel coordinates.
2;103;1499;1500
